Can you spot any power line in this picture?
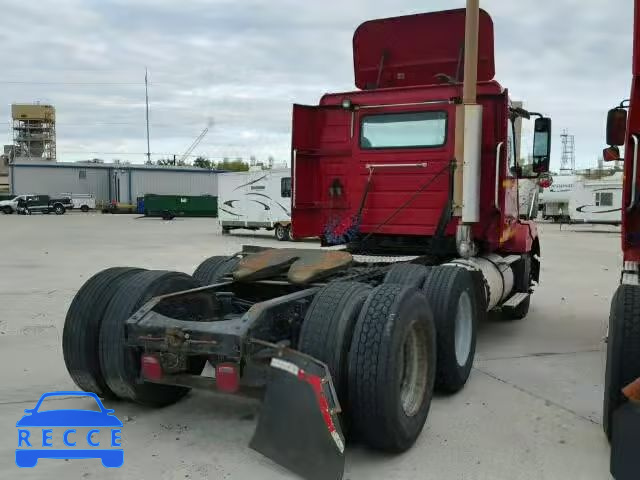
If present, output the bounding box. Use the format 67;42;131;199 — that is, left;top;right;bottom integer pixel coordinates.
1;121;206;128
0;81;144;86
56;151;234;158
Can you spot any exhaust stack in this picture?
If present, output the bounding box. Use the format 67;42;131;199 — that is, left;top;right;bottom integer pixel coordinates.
456;0;483;257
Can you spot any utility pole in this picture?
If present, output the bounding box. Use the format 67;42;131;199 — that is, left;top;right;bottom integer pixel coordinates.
145;68;151;165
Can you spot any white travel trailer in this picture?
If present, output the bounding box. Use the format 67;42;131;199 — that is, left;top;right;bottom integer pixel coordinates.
218;166;292;240
539;175;576;222
568;171;623;225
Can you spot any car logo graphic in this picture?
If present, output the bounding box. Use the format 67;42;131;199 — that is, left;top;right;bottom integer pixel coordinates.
16;391;123;468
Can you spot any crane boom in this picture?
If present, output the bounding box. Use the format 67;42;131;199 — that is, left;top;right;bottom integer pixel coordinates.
180;127;209;163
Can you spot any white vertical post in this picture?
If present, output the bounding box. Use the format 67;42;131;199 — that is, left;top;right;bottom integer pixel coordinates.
145;68;151;164
461;0;482;224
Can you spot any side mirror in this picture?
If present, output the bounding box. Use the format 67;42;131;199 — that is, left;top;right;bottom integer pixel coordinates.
510;165;523;177
603;145;621;162
532;117;552;173
606;108;627;146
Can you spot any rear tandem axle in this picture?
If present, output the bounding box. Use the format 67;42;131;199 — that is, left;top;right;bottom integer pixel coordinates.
62;246;533;480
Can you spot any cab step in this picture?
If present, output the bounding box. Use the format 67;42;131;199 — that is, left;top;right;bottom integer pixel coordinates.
502;292;530;308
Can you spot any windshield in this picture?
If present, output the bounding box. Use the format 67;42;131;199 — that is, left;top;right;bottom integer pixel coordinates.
360;111;447;149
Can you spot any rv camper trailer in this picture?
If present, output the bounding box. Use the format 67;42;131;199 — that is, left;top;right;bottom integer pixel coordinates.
540;175;576;222
569;171;623;225
217;166;292;240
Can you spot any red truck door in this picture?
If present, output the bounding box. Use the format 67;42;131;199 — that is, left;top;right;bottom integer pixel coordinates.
291;104;352;238
353;103;456;237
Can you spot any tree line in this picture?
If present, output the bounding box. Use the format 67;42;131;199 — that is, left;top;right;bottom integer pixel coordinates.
144;155;278;172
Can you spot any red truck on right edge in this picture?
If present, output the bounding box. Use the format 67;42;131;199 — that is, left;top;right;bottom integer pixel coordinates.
603;2;640;479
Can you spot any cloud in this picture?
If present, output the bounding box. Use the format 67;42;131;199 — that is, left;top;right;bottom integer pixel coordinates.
0;0;634;169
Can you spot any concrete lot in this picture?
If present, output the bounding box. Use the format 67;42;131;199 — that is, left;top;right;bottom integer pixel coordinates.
0;214;617;479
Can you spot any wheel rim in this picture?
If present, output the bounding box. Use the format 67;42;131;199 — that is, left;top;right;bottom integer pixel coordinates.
399;320;429;417
455;291;473;367
276;226;284;239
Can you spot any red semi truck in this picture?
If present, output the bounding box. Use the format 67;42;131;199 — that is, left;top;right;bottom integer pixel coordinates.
61;6;551;480
602;2;640;477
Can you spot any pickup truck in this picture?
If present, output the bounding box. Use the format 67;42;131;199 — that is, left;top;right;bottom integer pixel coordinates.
0;196;20;214
60;193;96;212
4;194;72;215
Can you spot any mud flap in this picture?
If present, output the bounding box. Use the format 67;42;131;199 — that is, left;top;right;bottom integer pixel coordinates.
250;351;345;480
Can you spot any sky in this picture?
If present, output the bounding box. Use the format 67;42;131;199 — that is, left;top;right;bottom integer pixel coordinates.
0;0;634;170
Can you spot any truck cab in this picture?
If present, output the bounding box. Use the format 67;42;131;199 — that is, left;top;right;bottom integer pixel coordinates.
291;9;550;262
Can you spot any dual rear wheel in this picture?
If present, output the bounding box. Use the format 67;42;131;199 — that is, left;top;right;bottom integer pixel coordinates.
296;262;486;451
298;280;437;452
62;258;230;406
384;263;482;393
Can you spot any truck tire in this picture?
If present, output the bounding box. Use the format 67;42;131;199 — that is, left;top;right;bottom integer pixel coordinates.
603;284;640;440
193;255;240;285
275;224;290;241
54;204;65;215
63;267;145;397
298;282;372;410
503;255;532;320
422;266;481;393
348;284;436;452
81;205;89;212
384;263;430;289
99;270;210;406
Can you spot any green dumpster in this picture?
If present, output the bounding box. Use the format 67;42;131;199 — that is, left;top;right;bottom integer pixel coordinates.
143;195;218;218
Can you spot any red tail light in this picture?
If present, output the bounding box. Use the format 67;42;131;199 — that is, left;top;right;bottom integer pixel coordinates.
141;354;163;381
216;363;240;393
